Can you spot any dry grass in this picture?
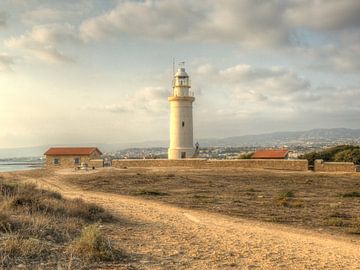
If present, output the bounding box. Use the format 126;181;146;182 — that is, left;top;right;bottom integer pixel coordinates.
63;168;360;236
0;176;119;269
68;224;116;261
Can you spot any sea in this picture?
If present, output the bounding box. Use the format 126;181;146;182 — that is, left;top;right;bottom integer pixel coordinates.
0;161;44;172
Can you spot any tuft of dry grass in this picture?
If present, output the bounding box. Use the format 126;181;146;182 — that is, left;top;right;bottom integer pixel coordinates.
276;190;295;207
68;224;114;261
348;217;360;234
325;217;347;227
1;235;48;260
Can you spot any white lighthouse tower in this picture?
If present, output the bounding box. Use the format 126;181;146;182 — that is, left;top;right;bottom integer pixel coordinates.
168;64;195;159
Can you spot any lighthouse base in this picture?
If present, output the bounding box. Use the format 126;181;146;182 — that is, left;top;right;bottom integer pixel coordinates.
168;147;195;160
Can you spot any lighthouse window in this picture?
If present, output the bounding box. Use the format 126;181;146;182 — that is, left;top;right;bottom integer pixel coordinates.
182;121;185;127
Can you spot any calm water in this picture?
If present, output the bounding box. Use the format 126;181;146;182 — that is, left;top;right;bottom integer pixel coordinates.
0;161;43;172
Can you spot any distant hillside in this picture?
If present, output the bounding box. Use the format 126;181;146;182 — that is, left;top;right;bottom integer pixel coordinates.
0;128;359;158
198;128;360;147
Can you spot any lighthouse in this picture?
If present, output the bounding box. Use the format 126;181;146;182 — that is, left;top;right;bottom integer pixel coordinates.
168;64;195;159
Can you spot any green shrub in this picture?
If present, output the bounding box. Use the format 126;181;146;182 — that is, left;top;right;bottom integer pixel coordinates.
300;145;360;165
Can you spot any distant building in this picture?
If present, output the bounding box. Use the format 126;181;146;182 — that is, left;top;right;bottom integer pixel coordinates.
251;149;289;159
44;147;102;168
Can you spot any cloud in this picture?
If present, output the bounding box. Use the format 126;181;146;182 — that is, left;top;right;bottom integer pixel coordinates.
192;62;325;121
0;12;7;27
21;8;67;24
84;87;169;115
193;64;360;135
0;53;14;71
286;0;360;32
80;0;291;46
5;23;79;63
196;63;310;93
79;0;360;47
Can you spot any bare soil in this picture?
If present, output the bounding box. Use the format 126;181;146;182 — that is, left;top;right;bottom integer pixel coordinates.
62;167;360;236
3;168;360;269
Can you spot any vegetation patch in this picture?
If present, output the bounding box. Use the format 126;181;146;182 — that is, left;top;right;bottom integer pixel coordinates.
68;224;117;261
342;191;360;198
135;189;168;196
325;217;347;227
300;145;360;165
276;190;295;207
349;218;360;234
0;177;119;269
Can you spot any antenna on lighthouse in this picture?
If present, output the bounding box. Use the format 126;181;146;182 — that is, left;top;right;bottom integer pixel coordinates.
172;58;175;77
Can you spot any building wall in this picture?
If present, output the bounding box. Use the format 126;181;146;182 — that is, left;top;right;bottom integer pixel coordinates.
168;96;195;159
112;159;309;171
45;151;102;169
314;159;356;173
89;159;104;168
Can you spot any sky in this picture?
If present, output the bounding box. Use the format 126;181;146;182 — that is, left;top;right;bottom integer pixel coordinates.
0;0;359;148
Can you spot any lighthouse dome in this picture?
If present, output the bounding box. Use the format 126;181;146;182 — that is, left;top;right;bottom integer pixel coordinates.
175;67;188;77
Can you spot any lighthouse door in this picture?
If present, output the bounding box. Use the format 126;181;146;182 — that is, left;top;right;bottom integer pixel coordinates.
181;152;186;159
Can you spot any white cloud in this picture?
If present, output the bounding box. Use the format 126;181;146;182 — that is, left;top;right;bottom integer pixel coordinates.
0;53;14;71
84;87;169;114
5;23;79;63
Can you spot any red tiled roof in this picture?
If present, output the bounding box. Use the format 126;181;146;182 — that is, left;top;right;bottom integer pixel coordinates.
44;147;102;156
251;149;289;159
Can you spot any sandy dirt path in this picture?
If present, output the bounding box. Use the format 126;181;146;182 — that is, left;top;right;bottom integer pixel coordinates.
32;174;360;270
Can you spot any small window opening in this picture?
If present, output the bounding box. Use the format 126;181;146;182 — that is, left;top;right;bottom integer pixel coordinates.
74;157;80;165
182;121;185;127
53;158;60;165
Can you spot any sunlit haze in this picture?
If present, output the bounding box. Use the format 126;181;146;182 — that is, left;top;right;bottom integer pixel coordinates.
0;0;359;148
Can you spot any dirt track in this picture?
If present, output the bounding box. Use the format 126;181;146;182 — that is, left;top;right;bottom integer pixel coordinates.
27;170;360;270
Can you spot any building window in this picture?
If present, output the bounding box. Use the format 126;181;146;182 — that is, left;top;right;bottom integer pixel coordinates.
182;121;185;127
181;152;186;159
74;157;80;165
53;158;60;165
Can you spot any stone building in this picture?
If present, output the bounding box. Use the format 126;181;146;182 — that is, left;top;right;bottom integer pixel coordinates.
44;147;102;168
